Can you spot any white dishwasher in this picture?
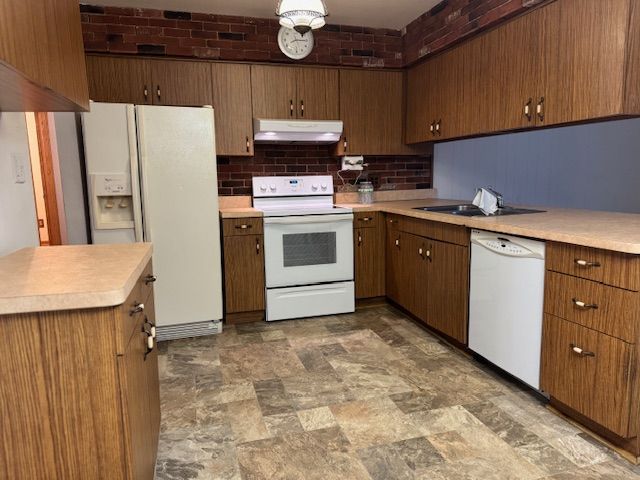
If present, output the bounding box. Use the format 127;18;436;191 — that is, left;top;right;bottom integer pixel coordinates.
468;229;546;390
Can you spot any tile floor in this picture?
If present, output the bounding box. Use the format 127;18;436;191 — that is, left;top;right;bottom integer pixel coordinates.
155;305;640;479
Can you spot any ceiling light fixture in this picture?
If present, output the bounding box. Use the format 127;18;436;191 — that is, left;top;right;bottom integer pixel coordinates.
276;0;328;35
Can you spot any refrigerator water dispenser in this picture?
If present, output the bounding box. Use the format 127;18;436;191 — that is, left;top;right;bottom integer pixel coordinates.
90;173;135;229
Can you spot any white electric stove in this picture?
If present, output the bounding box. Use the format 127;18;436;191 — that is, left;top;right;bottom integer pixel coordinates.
253;176;355;321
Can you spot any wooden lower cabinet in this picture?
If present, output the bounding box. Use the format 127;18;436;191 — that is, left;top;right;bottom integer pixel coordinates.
354;214;385;299
0;262;160;479
222;218;265;320
385;227;404;307
541;314;635;438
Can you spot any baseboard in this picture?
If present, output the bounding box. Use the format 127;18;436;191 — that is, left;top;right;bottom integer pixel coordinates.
225;310;265;325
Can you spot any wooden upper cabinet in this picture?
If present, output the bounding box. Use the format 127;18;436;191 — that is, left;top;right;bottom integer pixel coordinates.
296;68;339;120
542;0;630;126
339;69;415;155
0;0;89;111
211;63;253;156
405;60;436;144
251;65;298;119
149;59;213;106
251;65;339;120
87;56;152;105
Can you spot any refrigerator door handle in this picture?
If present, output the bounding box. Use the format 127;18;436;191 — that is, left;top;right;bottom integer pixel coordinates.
127;105;144;242
135;106;153;243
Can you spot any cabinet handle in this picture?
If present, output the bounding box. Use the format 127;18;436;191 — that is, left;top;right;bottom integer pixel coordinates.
143;85;149;102
144;274;157;285
256;237;261;254
290;99;294;117
418;247;424;259
130;302;144;315
357;234;362;246
156;85;161;102
343;136;348;152
435;120;442;136
144;318;156;339
395;238;400;247
235;224;252;230
572;298;598;310
536;97;545;122
574;259;601;268
523;98;532;121
358;216;372;222
246;136;251;153
429;121;435;136
300;100;304;117
570;343;595;357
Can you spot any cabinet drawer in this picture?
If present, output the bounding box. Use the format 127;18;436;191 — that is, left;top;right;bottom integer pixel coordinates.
541;314;635;438
401;216;469;247
116;279;149;355
544;271;638;343
547;242;640;291
222;217;263;236
385;213;403;231
354;211;380;229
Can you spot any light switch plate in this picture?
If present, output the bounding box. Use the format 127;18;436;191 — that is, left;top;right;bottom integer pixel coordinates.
11;153;27;184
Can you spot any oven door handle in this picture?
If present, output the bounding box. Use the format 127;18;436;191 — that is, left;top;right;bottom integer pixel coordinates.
263;214;354;225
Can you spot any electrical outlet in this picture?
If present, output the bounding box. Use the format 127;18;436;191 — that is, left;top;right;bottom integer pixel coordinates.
341;155;364;171
11;153;27;184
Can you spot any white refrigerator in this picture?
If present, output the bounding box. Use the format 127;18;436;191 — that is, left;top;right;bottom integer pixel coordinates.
82;102;223;340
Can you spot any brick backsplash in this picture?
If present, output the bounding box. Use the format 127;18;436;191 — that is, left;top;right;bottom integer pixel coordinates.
80;4;404;67
217;145;432;196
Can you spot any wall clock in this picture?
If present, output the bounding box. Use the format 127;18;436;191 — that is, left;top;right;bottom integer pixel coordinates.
277;26;314;60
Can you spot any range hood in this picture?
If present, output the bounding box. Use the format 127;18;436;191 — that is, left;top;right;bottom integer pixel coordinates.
253;118;343;144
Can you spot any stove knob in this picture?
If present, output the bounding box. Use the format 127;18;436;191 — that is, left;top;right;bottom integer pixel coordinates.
321;183;328;191
269;184;277;192
311;184;319;191
259;184;267;192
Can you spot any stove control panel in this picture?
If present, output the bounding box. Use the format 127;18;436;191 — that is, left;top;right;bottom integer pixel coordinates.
252;175;334;198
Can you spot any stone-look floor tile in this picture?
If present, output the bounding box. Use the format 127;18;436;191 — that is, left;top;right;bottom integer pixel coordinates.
389;390;441;414
236;427;370;480
261;340;308;378
318;342;349;356
392;436;444;471
547;434;613;467
296;348;335;373
515;437;578;476
253;378;295;416
331;396;422;449
542;461;640;479
409;405;484;436
464;400;540;447
219;344;276;382
281;371;354;410
357;443;414;480
427;431;477;462
226;399;270;444
297;406;338;431
260;330;286;342
263;413;305;437
195;380;256;405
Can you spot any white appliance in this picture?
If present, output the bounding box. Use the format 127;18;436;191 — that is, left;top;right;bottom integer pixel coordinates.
253;175;355;321
253;118;343;143
82;102;223;340
468;229;545;389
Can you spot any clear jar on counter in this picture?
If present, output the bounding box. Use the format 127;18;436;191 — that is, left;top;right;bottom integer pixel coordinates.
358;181;374;204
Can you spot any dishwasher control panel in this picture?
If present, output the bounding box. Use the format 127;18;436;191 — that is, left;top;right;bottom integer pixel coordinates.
470;230;545;260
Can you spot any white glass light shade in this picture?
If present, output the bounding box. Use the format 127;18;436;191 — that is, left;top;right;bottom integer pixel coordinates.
276;0;328;34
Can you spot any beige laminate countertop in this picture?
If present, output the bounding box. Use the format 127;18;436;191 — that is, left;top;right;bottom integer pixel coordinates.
0;243;153;315
220;199;640;254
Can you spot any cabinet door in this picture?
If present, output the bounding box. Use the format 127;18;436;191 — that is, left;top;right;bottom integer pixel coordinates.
541;315;635;437
251;65;297;119
86;55;152;104
118;316;157;480
478;9;542;133
425;240;469;343
339;70;414;155
296;68;339;119
354;226;385;299
223;234;265;313
402;233;428;319
385;228;403;306
542;0;629;126
211;63;253;156
405;59;439;144
150;59;213;106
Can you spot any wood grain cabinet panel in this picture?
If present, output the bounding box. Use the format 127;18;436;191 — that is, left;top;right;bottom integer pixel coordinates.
338;69;417;155
296;68;339;120
211;63;254;156
541;314;635;438
150;59;213;106
222;217;264;236
86;55;152;105
223;234;265;314
0;0;89;111
385;228;404;307
354;211;381;229
251;65;298;119
354;226;385;299
0;263;159;479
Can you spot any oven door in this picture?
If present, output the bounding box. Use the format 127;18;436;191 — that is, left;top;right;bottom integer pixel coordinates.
263;213;354;288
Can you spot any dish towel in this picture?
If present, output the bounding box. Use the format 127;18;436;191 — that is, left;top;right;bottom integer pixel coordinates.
472;188;499;216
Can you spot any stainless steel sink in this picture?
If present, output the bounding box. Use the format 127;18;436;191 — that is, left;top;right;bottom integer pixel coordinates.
413;204;545;217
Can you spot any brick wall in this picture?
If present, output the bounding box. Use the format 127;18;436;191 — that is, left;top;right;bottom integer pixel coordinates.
217;145;432;196
80;5;403;67
403;0;538;65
